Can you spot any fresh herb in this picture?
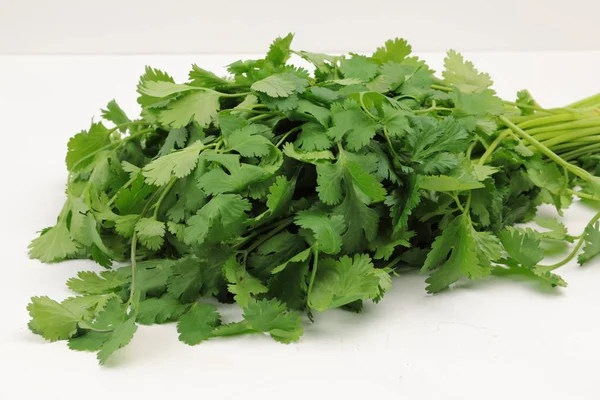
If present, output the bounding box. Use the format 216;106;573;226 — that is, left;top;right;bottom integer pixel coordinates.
27;34;600;364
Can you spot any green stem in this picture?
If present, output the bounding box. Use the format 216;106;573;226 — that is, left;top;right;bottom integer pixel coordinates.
248;113;278;122
107;175;137;207
562;143;600;161
430;84;452;92
276;127;301;147
499;115;591;182
535;127;600;149
126;233;139;308
450;193;465;212
307;248;319;308
382;126;401;159
219;92;252;98
153;177;177;219
567;93;600;109
537;211;600;271
244;217;293;254
504;101;580;115
384;256;403;270
478;130;509;165
568;189;600;200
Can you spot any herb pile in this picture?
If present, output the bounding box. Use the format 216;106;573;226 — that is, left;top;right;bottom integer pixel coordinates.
27;34;600;364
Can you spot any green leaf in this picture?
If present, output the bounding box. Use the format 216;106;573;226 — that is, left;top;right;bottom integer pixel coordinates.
66;122;110;171
184;194;251;245
535;218;570;241
136;295;187;325
177;303;222;345
296;122;333;151
265;176;296;219
66;270;126;295
29;222;80;263
224;258;268;307
443;50;493;93
101;100;130;128
243;299;303;343
339;56;378;81
226;125;273;157
309;254;381;311
143;141;204;186
266;33;294;66
578;222;600;265
422;214;501;293
158;128;188;156
167;257;204;302
189;64;231;88
327;101;379;151
251;73;308;98
97;318;138;365
294;210;346;254
68;331;112;351
372;38;412;64
27;296;80;341
282;143;335;163
135;218;166;250
159;90;221;128
418;175;484;192
498;227;544;268
115;175;154;214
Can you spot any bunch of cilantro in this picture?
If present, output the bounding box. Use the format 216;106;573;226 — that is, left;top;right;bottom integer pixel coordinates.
27;34;600;364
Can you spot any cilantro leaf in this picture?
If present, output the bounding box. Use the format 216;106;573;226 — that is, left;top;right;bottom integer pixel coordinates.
177;303;222;345
251;73;308;98
294;210;345;254
159;90;221;128
422;214;501;293
243;299;303;343
371;38;412;64
143;141;205;186
66;122;111;171
309;254;382;311
97;318;138;365
224;258;268;307
443;50;493;93
27;296;80;341
578;222;600;265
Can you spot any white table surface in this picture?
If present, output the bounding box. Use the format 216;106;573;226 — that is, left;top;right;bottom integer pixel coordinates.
1;51;600;400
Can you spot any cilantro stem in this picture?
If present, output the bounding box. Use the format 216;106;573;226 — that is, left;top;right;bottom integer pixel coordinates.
430;84;452;92
244;217;294;254
567;93;600;109
538;211;600;271
152;177;177;219
275;127;301;147
248;113;278;122
499;115;592;182
478;130;509;165
127;232;139;308
107;175;137;207
357;92;380;121
306;248;319;310
382;126;401;160
562;143;600;161
567;189;599;201
450;193;465;212
504;101;580;115
219;92;252;98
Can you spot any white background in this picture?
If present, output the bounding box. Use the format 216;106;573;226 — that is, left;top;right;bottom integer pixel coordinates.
0;0;600;54
1;1;600;399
